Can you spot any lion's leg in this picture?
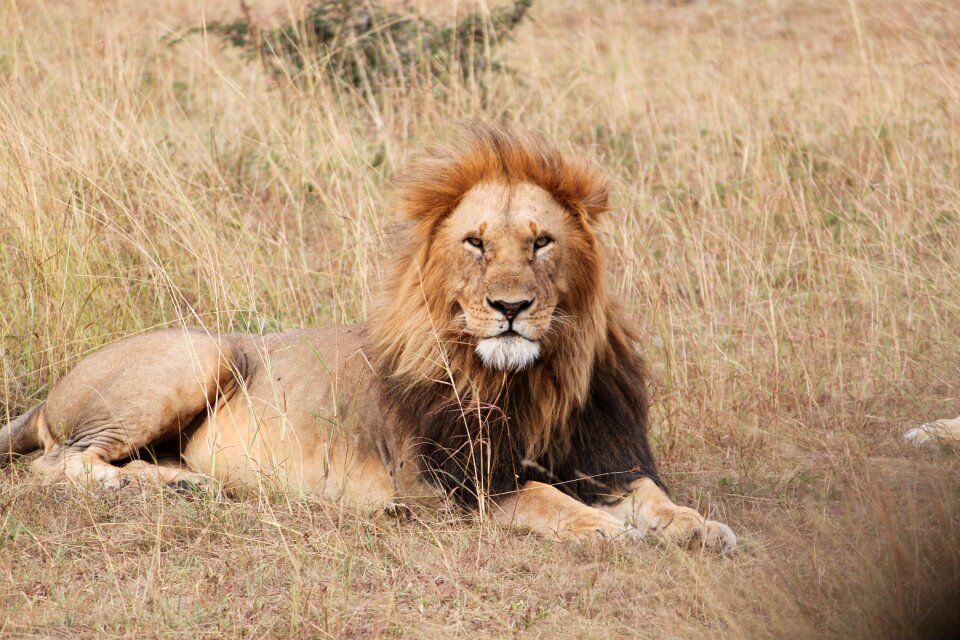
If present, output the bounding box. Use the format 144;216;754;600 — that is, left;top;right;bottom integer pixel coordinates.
492;480;643;542
36;330;245;490
598;478;736;556
31;446;124;488
904;416;960;446
33;444;218;492
332;450;399;514
31;448;214;491
117;459;216;491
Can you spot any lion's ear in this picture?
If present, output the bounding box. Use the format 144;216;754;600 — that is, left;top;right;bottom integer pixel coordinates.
566;166;609;225
580;179;609;222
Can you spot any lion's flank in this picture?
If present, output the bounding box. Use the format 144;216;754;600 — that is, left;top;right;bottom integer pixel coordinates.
367;123;660;506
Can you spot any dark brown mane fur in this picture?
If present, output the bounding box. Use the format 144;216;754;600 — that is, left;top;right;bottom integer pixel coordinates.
368;124;661;506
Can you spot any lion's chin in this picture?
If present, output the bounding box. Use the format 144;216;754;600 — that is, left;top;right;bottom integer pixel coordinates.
475;335;541;371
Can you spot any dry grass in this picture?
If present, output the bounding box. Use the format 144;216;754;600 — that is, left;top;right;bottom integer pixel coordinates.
2;0;960;637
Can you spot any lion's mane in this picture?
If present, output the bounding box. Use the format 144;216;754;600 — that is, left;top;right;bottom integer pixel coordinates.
368;124;661;506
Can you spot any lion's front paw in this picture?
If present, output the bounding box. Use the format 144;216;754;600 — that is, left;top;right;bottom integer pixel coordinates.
560;511;645;544
589;524;646;544
649;506;736;556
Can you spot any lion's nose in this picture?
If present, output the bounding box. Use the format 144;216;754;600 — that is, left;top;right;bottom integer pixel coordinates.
487;298;534;321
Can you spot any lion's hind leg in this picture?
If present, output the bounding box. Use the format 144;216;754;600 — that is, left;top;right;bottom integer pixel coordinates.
118;459;218;493
31;445;126;490
32;449;215;492
34;329;246;491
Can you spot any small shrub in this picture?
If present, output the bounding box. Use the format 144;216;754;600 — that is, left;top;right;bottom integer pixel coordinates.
196;0;533;90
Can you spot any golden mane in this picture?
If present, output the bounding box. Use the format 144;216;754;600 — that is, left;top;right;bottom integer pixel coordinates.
367;124;653;506
394;123;610;230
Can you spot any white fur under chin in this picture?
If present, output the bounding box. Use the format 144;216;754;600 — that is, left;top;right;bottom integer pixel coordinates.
475;336;541;371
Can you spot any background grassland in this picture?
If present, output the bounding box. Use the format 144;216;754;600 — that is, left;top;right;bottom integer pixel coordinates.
2;0;959;637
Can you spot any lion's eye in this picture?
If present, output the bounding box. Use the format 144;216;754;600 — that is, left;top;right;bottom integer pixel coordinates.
464;236;484;251
533;236;553;250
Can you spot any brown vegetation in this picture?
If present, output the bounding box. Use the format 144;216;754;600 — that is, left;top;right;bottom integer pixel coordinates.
1;0;959;637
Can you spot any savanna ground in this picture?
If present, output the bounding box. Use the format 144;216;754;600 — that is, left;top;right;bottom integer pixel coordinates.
2;0;960;637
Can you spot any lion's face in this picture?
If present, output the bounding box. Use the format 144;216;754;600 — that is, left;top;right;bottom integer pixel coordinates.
436;181;586;371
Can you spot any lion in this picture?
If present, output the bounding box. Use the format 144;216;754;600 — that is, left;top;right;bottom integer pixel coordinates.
0;124;735;555
904;416;960;447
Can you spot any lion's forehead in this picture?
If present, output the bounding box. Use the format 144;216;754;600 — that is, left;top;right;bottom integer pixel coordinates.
449;181;568;235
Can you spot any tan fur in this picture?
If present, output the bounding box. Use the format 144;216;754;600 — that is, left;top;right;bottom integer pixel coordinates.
598;478;736;555
3;125;735;553
493;481;643;542
904;416;960;447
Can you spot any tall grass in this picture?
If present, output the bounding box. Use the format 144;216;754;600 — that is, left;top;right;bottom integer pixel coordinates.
1;0;959;637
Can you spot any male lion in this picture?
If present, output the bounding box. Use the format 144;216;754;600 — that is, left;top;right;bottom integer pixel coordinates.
1;125;736;555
